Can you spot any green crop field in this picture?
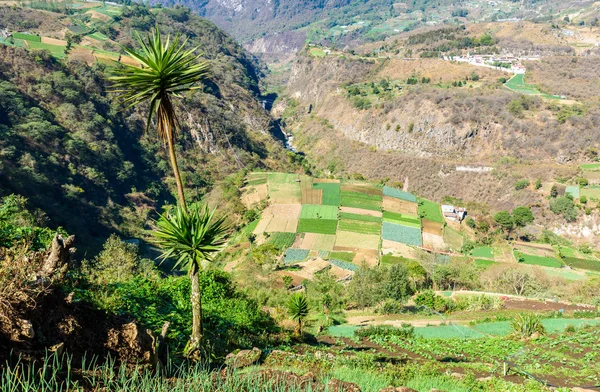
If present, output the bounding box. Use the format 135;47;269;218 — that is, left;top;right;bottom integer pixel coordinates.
470;247;493;259
443;227;463;250
339;212;381;222
505;74;560;100
309;47;326;57
26;41;66;58
0;37;26;48
418;199;443;223
382;211;421;228
300;204;338;220
329;251;356;262
338;219;381;235
297;218;338;235
87;32;109;41
68;25;89;34
382;222;422;246
313;183;340;206
340;191;382;211
267;232;296;249
580;163;600;170
515;251;563;268
381;254;412;266
474;259;497;268
562;256;600;272
542;268;586;281
12;32;40;42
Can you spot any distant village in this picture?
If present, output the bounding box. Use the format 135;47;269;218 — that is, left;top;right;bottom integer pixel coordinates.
443;53;536;74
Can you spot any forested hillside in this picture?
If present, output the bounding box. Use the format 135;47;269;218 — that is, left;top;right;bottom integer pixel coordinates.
0;5;289;250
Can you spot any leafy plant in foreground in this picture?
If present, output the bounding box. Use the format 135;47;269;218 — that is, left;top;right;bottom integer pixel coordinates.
287;294;310;337
511;313;546;338
154;203;228;359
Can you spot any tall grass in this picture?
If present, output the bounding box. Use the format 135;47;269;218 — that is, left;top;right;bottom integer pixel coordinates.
0;352;321;392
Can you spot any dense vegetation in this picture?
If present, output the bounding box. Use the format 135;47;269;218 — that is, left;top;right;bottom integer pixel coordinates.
0;5;289;250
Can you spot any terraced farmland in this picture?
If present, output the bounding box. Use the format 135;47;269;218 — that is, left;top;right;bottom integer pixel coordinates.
246;172;462;269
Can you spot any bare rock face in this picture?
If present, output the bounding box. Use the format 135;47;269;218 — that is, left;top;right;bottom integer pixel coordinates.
105;322;155;363
225;347;262;368
38;234;76;279
328;378;362;392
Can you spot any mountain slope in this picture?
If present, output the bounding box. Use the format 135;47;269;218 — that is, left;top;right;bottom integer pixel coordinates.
0;4;289;250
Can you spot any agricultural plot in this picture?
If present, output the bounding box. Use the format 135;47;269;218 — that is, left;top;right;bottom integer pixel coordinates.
334;231;380;250
253;204;301;234
442;227;463;250
267;232;296;250
582;171;600;181
505;74;560;100
328;259;359;272
329;251;356;262
580;163;600;170
581;186;600;199
300;204;338;220
240;183;267;208
339;206;382;217
353;249;378;267
247;172;268;186
381;240;416;258
474;259;497;268
422;232;446;251
312;234;337;251
312;183;340;206
25;41;66;58
380;254;412;266
382;211;421;229
297;219;338;235
470;246;494;259
565;185;580;199
382;196;418;215
267;178;301;204
418;199;443;223
284;248;310;264
541;267;586;281
514;251;563;268
340;191;382;211
341;184;382;196
337;218;381;235
421;219;443;236
382;186;417;202
301;188;322;204
382;222;422;247
339;212;381;222
12;32;40;41
561;255;600;272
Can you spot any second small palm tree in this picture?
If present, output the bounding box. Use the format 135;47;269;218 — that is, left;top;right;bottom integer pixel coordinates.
153;203;228;358
109;28;210;209
287;293;310;337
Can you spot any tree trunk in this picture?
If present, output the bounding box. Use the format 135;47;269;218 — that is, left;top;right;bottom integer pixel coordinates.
187;263;202;359
167;132;187;211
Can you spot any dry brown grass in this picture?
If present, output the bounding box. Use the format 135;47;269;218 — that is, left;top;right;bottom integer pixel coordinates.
422;219;443;236
422;232;446;252
353;249;378;267
339;206;382;217
334;231;380;250
41;36;66;46
381;240;416;258
301;188;322;204
378;58;504;83
85;9;112;22
382;196;417;215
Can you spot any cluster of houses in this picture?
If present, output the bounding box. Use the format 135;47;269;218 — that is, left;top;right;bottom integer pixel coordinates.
443;53;536;74
442;205;467;222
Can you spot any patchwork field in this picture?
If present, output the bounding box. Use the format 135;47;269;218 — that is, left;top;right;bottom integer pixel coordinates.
514;250;563;268
246;172;463;269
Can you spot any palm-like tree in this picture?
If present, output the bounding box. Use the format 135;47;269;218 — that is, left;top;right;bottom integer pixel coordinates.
287;294;310;337
109;27;210;210
153;203;228;358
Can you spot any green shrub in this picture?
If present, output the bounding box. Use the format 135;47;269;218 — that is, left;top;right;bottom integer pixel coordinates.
514;179;530;190
456;294;503;311
414;290;455;313
355;324;414;339
77;270;277;358
510;313;546;338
